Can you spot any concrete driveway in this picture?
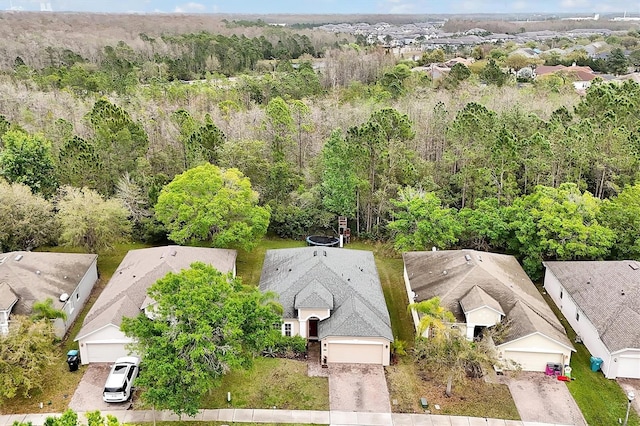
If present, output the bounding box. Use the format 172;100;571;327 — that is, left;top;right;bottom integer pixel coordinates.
328;363;391;413
501;371;586;426
69;363;134;412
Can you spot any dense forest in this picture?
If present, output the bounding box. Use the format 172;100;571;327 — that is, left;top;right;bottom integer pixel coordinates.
2;13;640;280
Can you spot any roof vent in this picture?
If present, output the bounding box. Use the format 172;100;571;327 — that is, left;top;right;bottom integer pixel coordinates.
443;270;447;275
477;255;483;262
464;254;471;262
36;270;41;275
323;250;327;256
14;255;23;261
313;251;317;257
630;263;639;271
59;293;69;302
170;250;177;256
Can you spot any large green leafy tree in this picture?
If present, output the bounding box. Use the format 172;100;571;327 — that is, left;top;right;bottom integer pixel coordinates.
56;186;132;253
503;183;615;279
0;316;58;401
0;130;57;197
0;180;57;252
155;164;270;251
599;183;640;259
387;187;461;252
121;262;282;417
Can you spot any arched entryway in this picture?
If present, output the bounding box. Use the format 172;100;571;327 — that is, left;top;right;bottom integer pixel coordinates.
308;317;319;340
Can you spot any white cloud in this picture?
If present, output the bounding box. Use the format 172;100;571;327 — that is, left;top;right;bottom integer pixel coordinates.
174;2;206;13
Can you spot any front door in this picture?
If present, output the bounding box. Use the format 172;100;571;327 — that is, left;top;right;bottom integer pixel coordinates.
308;319;319;340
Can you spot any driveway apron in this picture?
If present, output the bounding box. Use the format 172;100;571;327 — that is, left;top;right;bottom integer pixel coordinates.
328;363;391;413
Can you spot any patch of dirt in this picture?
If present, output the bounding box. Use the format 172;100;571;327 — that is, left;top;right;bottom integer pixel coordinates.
617;378;640;415
68;363;134;412
501;371;587;426
328;363;391;412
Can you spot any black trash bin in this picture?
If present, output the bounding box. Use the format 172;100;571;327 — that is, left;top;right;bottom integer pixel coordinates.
67;349;80;372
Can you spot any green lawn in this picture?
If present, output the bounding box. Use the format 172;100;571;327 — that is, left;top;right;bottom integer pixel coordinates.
541;290;640;426
201;357;329;410
236;238;306;286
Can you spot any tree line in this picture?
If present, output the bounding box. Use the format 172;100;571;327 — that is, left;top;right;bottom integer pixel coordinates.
1;78;639;280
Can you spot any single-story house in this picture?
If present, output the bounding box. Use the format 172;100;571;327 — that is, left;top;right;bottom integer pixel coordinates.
544;261;640;379
403;249;574;372
0;251;98;337
75;245;237;364
259;247;393;366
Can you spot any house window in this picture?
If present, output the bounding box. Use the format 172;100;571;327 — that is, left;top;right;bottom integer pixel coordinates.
284;323;292;337
560;289;563;299
576;311;580;321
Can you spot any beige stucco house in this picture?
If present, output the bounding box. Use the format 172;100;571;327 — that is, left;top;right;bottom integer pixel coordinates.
403;249;574;372
0;251;98;338
75;245;236;364
259;247;393;366
544;261;640;379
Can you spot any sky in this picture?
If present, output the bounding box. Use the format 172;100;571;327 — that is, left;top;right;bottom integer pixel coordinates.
2;0;638;15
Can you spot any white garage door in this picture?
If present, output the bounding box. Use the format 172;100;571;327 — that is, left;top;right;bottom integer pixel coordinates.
617;356;640;378
504;351;564;372
327;343;383;364
85;343;130;363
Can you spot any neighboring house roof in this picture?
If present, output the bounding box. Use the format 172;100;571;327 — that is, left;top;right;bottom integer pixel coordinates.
259;247;393;341
545;261;640;353
0;251;97;316
536;65;567;76
404;250;572;349
76;246;236;340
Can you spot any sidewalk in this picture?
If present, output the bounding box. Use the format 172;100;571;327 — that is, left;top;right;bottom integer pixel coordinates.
0;409;576;426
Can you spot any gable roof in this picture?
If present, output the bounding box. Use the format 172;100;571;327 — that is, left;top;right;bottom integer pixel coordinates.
76;246;236;340
294;280;334;310
544;261;640;353
259;247;393;341
0;251;97;316
460;285;504;315
404;250;572;349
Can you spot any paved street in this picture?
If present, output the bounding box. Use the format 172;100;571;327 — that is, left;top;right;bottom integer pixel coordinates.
0;409;576;426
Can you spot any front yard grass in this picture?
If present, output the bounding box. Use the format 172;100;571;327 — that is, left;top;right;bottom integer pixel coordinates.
201;357;329;410
541;290;640;426
385;357;519;419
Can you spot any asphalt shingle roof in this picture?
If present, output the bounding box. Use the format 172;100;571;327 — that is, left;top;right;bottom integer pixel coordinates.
259;247;393;341
76;246;236;340
404;249;572;349
0;251;97;316
545;261;640;352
